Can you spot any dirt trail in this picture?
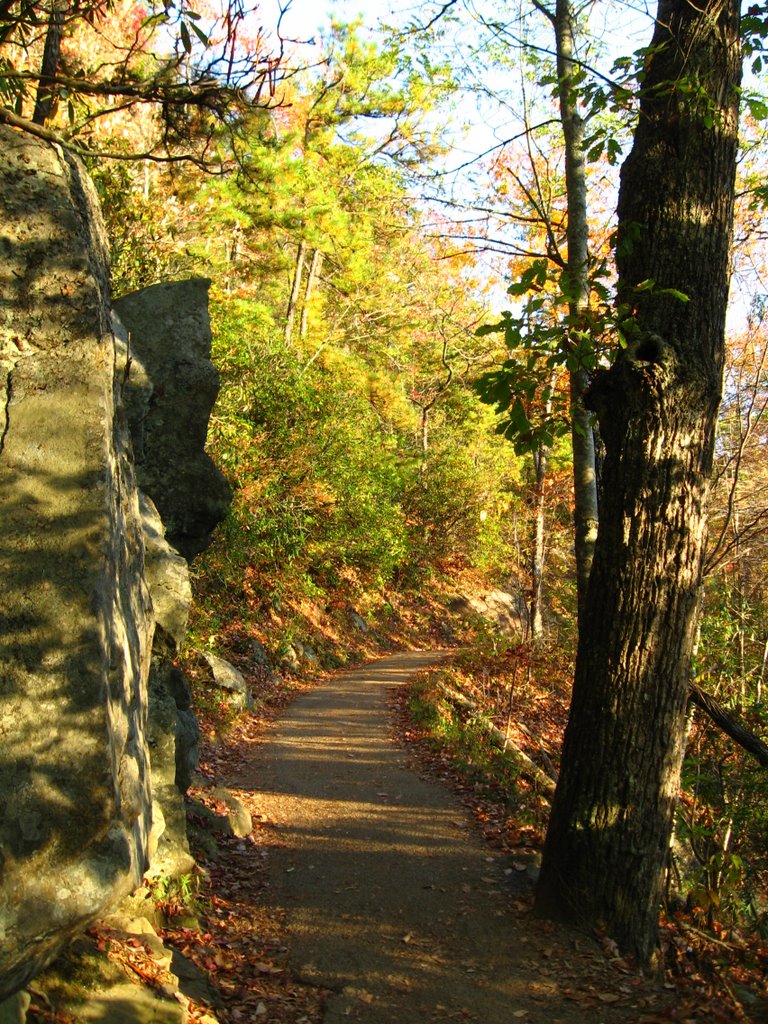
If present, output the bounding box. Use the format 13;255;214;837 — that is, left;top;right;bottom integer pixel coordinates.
247;651;660;1024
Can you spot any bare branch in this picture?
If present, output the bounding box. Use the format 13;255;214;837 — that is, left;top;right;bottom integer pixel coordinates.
0;105;226;170
689;681;768;767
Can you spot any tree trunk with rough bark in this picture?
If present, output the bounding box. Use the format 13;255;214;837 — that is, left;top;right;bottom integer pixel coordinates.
33;0;67;126
536;0;741;968
284;239;306;345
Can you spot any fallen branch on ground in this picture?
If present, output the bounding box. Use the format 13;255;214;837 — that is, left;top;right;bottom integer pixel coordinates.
437;683;557;799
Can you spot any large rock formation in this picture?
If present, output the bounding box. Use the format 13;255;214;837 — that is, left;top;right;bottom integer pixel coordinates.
112;281;231;880
0;124;233;1004
0;127;153;998
113;280;231;560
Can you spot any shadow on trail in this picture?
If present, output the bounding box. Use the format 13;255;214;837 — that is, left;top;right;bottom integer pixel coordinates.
248;652;569;1024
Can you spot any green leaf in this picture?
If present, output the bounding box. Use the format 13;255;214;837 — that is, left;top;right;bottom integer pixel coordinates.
746;94;768;121
658;287;690;303
191;22;209;46
180;19;192;53
476;322;506;337
606;138;623;165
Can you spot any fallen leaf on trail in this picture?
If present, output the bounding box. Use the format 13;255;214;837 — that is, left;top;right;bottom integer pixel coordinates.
254;961;283;974
598;993;622;1003
512;1011;528;1018
402;933;413;944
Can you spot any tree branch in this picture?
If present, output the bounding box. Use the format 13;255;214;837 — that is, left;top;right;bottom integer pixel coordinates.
689;681;768;767
0;105;225;169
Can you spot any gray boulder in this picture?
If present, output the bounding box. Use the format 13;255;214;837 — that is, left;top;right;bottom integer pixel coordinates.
139;493;192;647
210;787;252;838
350;611;370;634
175;709;200;794
449;589;527;637
114;280;232;560
251;638;276;681
144;665;196;881
280;644;301;673
0;125;153;998
203;652;252;710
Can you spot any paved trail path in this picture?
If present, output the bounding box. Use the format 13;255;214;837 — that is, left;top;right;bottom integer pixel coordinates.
252;651;650;1024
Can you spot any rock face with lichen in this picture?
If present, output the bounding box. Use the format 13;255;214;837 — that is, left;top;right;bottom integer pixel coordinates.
0;124;230;1002
0;125;153;1000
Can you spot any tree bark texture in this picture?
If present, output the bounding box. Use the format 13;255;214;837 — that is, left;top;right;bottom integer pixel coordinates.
32;0;67;126
536;0;741;967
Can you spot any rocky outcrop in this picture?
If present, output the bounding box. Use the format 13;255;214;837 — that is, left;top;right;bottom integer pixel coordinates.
144;660;197;881
448;589;527;637
203;652;252;711
0;126;153;999
110;270;234;886
139;493;200;790
114;280;232;560
0;124;233;1004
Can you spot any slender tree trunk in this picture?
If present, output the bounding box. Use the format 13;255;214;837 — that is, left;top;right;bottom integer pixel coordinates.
33;0;67;125
300;249;323;340
284;239;306;345
530;445;548;639
554;0;599;626
536;0;741;969
570;375;598;622
530;369;556;640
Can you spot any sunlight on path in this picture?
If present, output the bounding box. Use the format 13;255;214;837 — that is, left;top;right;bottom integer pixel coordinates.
246;652;614;1024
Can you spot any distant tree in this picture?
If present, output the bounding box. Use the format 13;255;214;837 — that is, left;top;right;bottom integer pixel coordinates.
535;0;742;967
